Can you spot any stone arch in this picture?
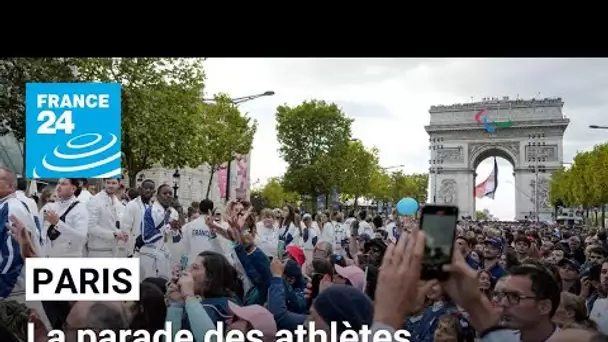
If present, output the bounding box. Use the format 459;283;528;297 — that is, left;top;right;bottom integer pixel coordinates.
426;97;569;220
469;143;519;170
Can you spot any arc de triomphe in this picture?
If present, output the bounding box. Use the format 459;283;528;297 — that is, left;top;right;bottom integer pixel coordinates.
425;97;570;221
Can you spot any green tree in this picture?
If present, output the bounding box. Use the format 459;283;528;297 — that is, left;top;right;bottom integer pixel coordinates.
589;143;608;227
549;166;568;219
476;210;489;220
557;167;576;207
0;58;78;174
369;169;391;201
548;166;566;207
200;93;257;199
340;141;380;207
260;177;299;208
72;58;207;187
389;171;412;200
570;151;594;212
407;173;429;204
388;171;429;203
549;147;608;226
276;100;353;199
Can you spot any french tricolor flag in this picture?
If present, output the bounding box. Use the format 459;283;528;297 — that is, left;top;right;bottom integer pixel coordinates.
474;158;499;199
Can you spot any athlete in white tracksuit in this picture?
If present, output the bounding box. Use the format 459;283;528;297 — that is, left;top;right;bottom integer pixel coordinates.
301;213;320;262
118;180;155;257
86;179;127;257
139;184;176;281
43;178;89;257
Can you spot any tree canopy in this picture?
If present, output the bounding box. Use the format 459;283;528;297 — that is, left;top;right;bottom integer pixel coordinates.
340;140;380;204
274;99;430;208
0;58;78;175
0;58;78;142
476;210;489;221
369;169;392;200
350;167;429;203
200;93;257;198
549;143;608;227
276;100;353;197
258;177;299;208
388;171;429;203
67;58;207;186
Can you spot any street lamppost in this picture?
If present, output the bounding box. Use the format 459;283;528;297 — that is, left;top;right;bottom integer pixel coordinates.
590;125;608;130
429;137;444;203
382;164;406;170
204;91;275;105
203;90;275;203
528;133;546;222
172;169;181;199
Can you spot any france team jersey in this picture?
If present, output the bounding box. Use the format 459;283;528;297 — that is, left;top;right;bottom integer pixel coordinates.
141;202;170;248
0;195;41;298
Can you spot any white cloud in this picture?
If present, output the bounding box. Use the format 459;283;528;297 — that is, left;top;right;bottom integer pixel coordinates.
203;58;608;220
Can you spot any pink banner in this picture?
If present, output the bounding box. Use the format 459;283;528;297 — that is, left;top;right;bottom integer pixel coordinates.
217;163;228;199
235;154;249;200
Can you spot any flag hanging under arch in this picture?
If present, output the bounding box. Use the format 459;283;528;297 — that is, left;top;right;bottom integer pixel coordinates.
474;157;499;199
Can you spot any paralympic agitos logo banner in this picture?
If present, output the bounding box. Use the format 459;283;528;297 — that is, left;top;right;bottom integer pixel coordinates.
474;108;512;134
